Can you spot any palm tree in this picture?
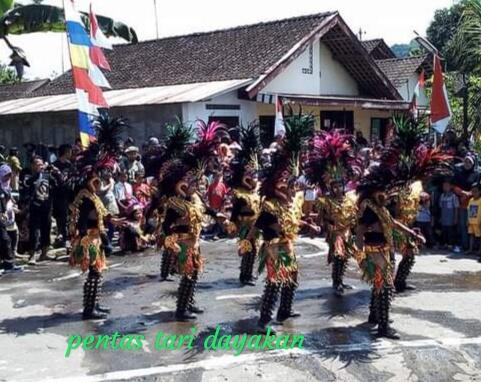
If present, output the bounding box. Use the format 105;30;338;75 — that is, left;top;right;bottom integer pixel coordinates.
0;1;137;80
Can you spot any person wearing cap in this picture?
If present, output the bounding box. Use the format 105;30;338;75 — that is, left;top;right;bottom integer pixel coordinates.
122;146;144;182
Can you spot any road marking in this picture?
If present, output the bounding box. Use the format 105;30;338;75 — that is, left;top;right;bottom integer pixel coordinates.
216;294;260;301
52;272;81;282
27;336;481;382
300;253;323;258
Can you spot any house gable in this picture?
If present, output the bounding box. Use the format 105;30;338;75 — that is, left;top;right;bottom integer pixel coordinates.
262;39;359;96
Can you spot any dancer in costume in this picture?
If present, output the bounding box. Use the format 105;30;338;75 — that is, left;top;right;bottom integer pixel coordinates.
304;130;361;296
150;120;194;282
69;115;128;320
249;111;318;331
381;116;453;293
355;166;425;339
224;123;262;286
159;121;225;320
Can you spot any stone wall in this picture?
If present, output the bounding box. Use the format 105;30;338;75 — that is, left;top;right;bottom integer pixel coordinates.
0;103;183;148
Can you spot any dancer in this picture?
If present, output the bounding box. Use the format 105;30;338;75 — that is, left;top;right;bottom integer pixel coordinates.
304;130;361;296
159;121;224;320
381;116;453;293
249;111;316;331
69;115;127;320
355;166;425;339
224;123;262;286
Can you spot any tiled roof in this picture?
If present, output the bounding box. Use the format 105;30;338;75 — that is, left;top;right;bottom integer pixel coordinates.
362;39;396;60
376;55;431;88
34;12;336;97
0;79;50;101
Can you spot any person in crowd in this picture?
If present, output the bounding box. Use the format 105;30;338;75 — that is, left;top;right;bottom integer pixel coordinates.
133;170;152;209
467;183;481;256
0;164;23;273
415;192;434;249
114;170;134;215
206;170;229;239
355;131;368;147
7;148;22;192
52;144;73;248
454;155;479;251
119;204;152;253
123;146;144;182
99;168;119;243
21;156;60;263
439;179;460;252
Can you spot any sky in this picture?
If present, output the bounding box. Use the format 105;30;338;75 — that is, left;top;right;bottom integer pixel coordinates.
0;0;455;80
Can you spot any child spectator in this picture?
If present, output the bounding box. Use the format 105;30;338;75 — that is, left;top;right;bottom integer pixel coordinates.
439;180;460;252
114;171;134;215
467;183;481;256
415;192;434;248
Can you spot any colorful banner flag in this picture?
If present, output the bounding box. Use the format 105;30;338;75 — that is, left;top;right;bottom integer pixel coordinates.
64;0;112;147
430;55;452;134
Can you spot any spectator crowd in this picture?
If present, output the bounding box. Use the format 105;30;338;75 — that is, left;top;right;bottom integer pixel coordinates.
0;126;480;276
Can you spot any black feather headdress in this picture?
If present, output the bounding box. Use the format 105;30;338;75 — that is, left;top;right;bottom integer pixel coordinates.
226;121;261;189
260;108;315;198
159;120;227;196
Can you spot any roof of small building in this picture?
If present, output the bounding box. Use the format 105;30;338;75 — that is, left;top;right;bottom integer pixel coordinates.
0;79;50;101
362;39;397;60
376;55;432;88
36;12;336;97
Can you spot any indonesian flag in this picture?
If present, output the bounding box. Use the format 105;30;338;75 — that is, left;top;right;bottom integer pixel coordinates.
274;95;285;136
89;4;112;50
411;69;425;115
430;55;452;133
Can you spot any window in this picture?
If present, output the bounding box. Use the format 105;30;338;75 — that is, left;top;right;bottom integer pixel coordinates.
370;118;390;144
320;110;354;132
208;116;239;128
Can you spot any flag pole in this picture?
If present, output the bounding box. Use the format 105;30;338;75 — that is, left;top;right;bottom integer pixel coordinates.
154;0;159;39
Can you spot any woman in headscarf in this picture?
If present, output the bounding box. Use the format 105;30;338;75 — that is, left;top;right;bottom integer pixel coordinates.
0;164;23;273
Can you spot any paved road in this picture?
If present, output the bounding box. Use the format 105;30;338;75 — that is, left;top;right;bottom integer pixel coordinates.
1;238;481;382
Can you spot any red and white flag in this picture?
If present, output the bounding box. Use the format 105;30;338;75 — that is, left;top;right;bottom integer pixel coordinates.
430;55;451;133
274;95;285;136
410;69;425;115
89;4;112;50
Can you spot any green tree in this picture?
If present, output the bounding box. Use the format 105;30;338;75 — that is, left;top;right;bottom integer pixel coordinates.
0;62;16;84
426;2;464;71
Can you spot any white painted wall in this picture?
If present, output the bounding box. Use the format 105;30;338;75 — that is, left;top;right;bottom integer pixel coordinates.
182;90;258;125
318;42;358;96
396;73;428;106
262;40;359;96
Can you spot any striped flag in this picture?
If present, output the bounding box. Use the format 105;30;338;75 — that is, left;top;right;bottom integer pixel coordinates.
430;55;452;134
64;0;111;147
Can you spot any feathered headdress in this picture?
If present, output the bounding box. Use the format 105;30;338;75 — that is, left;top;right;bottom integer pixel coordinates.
381;115;453;184
152;118;194;181
260;108;315;198
70;114;128;191
226;122;261;189
304;130;362;190
158;120;227;196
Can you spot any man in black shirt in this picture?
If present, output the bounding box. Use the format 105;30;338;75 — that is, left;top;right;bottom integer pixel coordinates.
21;156;60;263
52;144;73;248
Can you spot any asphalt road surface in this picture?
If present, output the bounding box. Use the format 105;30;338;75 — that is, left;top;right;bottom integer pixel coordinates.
1;237;481;382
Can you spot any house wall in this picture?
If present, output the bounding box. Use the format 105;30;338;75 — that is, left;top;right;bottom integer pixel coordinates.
182;91;257;125
262;40;359;96
0;103;182;148
256;103;391;140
